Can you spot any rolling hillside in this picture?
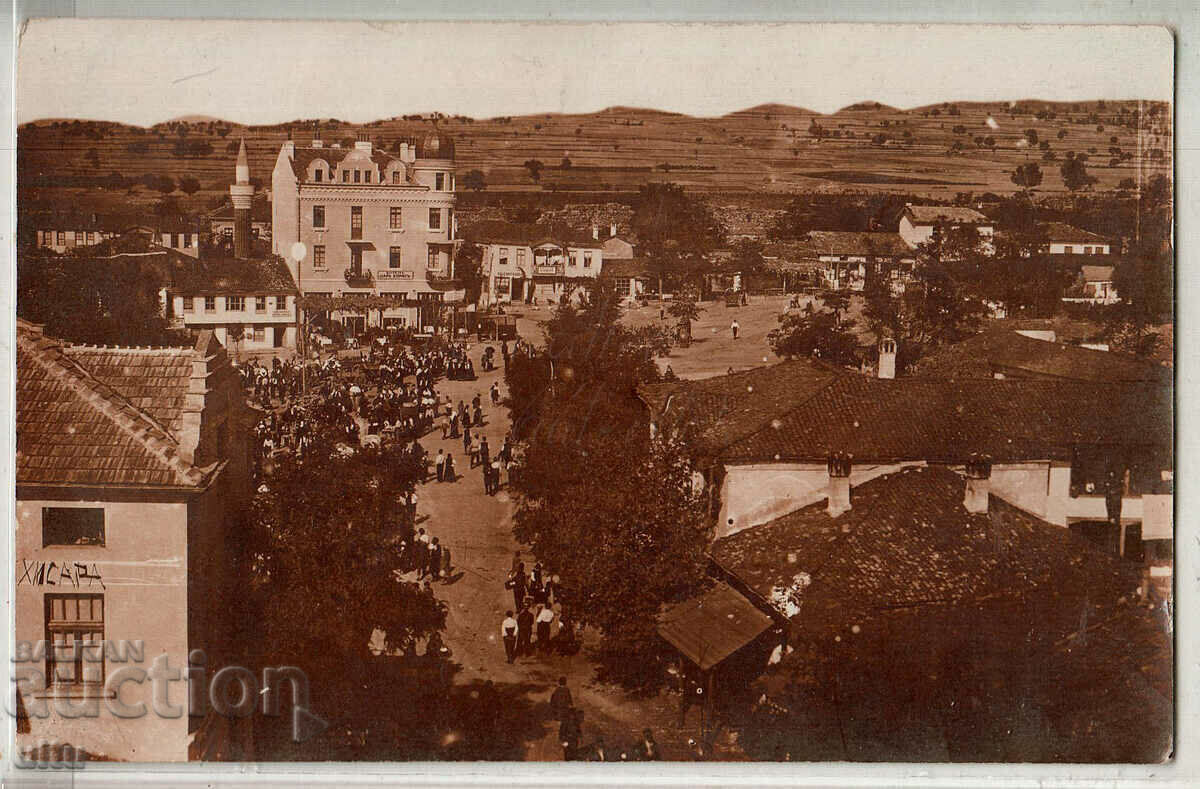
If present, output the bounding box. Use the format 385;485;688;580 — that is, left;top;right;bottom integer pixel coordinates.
18;99;1171;218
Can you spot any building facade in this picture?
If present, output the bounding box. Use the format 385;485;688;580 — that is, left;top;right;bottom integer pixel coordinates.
898;204;995;251
1042;222;1112;255
474;222;605;308
15;321;253;762
272;132;460;332
168;258;299;352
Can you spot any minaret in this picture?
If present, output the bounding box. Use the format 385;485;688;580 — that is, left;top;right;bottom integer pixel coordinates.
230;138;254;259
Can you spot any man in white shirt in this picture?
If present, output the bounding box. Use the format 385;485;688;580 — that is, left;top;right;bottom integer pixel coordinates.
501;611;519;664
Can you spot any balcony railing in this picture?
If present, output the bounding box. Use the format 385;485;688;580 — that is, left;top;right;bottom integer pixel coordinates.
344;268;373;286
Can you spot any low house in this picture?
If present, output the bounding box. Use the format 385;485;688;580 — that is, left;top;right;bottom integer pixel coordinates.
155;215;202;259
701;464;1170;761
1041;222;1111;255
168;256;300;351
15;320;254;762
1063;265;1119;305
600;258;654;303
29;211;143;253
469;221;605;307
898;204;995;252
803;231;915;291
640;361;1173;570
911;328;1169;383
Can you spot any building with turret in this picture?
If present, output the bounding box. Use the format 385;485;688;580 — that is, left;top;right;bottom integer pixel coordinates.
271;129;461;334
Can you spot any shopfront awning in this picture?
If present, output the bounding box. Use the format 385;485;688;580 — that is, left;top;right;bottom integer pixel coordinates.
657;582;774;671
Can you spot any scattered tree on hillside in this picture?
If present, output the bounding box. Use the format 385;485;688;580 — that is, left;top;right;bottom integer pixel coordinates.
523;159;543;183
1011;162;1043;190
1024;128;1039;145
179;175;201;195
1060;153;1096;191
461;169;486;191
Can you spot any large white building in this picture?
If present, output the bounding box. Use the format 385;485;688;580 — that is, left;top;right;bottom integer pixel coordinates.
898;204;995;251
472;221;605;308
272;131;461;333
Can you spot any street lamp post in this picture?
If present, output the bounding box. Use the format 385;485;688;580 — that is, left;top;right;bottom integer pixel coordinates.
291;241;308;394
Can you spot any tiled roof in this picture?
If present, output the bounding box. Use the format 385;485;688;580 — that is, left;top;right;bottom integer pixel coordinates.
289;146;410;181
600;258;654;279
1081;265;1115;282
638;358;840;459
60;346;194;438
912;329;1169;384
904;205;990;225
16;321;209;489
711;466;1137;633
658;582;775;671
1042;221;1109;244
720;375;1171;464
805;231;914;258
26;210;144;233
169;256;298;296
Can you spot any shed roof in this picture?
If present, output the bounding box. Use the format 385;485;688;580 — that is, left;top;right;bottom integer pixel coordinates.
657;582;774;671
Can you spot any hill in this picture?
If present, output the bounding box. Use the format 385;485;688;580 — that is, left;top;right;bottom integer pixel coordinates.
18;99;1171;210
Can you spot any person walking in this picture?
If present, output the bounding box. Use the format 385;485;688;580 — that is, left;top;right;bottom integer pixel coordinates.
462;426;472;456
501;611;518;664
490;382;500;406
444;453;456;482
550;676;573;720
516;604;535;658
730;319;740;340
435;449;446;483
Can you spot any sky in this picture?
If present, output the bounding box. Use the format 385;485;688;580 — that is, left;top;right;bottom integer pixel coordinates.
16;20;1174;126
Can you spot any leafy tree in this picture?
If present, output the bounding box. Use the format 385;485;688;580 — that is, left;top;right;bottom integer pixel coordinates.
522;159;543;183
630;183;723;296
505;283;707;688
667;295;704;346
453;241;484;304
461;169;486;191
16;251;187;346
1024;128;1039;145
179;175;202;195
1060;155;1096;191
767;304;860;366
247;437;445;673
152;175;176;194
217;126;231;137
1011;162;1043;190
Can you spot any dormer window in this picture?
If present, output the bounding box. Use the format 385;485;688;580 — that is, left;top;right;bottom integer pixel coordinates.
392;170;402;185
353;170;361;183
314;170;323;182
342;170;350;183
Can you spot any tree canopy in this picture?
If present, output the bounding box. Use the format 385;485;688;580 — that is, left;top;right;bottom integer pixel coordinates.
504;281;709;688
629;183;723;294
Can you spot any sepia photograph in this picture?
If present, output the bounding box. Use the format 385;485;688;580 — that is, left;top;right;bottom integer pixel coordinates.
4;13;1179;777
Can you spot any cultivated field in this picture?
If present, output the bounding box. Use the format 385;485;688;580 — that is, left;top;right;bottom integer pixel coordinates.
17;100;1172;220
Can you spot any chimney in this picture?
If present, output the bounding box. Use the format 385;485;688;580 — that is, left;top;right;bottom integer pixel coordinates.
878;337;897;379
312;121;322;148
230;138;255;259
592;225;599;240
963;454;993;514
610;223;618;238
355;132;372;154
826;452;853;517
